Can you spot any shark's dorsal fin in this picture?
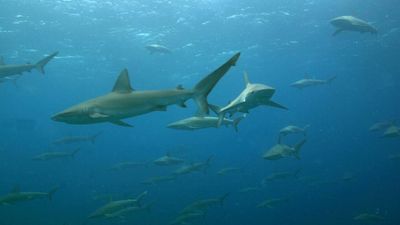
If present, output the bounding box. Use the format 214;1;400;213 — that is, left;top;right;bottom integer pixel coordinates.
0;57;5;65
112;69;134;93
11;185;20;193
243;71;251;86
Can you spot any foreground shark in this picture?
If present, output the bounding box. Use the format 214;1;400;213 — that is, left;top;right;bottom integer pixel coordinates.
0;186;59;205
290;76;336;89
0;52;58;79
330;16;377;36
52;53;240;127
214;71;287;126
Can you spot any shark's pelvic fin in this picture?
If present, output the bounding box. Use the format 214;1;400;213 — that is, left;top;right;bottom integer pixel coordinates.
112;69;134;93
193;53;240;116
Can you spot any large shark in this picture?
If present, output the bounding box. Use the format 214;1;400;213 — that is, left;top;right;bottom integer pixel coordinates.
290;76;336;89
214;71;287;126
330;16;377;36
52;53;240;127
0;52;58;79
0;186;59;205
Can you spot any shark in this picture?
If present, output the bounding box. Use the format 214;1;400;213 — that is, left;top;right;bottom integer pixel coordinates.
52;53;240;127
153;154;185;166
32;149;80;161
213;71;287;127
0;52;58;79
145;44;172;54
330;16;377;36
263;139;306;160
167;113;245;132
290;76;336;89
0;186;59;205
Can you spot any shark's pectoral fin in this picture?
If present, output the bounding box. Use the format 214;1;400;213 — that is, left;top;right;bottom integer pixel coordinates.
265;100;288;110
110;120;133;127
332;29;344;36
89;112;110;119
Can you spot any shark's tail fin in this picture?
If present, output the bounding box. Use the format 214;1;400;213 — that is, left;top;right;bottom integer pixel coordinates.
70;148;80;158
303;124;311;136
90;131;102;144
232;114;246;132
219;193;229;206
48;186;60;200
209;104;227;128
35;51;58;74
193;53;240;116
326;76;337;84
135;190;148;206
294;139;307;160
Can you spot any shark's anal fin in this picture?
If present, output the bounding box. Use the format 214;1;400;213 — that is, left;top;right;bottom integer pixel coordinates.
332;29;344;36
110;120;133;127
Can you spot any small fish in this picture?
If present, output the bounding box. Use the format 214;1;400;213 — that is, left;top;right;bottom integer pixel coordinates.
53;132;102;145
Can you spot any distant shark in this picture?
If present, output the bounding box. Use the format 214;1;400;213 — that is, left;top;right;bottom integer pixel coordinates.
145;44;172;54
52;53;240;127
213;71;287;126
330;16;377;36
290;76;336;89
0;52;58;79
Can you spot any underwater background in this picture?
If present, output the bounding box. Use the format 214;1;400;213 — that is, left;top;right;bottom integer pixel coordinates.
1;0;400;224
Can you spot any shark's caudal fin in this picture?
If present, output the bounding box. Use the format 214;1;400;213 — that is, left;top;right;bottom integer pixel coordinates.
326;76;337;84
35;51;58;74
135;190;148;206
90;131;103;144
219;193;230;205
48;186;60;200
294;139;306;160
193;53;240;116
233;114;246;132
70;148;80;158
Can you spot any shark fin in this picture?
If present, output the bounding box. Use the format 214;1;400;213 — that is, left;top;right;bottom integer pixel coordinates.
208;104;221;115
178;101;187;108
233;114;246;132
110;120;133;127
35;51;58;74
0;56;5;65
176;84;184;90
193;53;240;115
332;29;344;36
48;186;60;200
294;139;306;160
243;71;251;86
112;69;134;93
265;100;288;110
326;76;336;84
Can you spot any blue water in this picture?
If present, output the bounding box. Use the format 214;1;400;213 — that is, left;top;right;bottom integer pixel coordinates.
1;0;399;224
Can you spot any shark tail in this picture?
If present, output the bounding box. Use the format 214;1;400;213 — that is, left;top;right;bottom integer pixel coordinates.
35;51;58;74
193;53;240;116
219;193;230;206
208;104;227;128
326;76;337;84
48;186;60;200
135;190;148;206
294;139;307;160
233;114;246;132
90;131;102;144
71;148;80;158
303;124;311;136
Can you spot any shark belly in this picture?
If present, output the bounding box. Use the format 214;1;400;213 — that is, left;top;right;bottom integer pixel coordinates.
0;65;34;78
